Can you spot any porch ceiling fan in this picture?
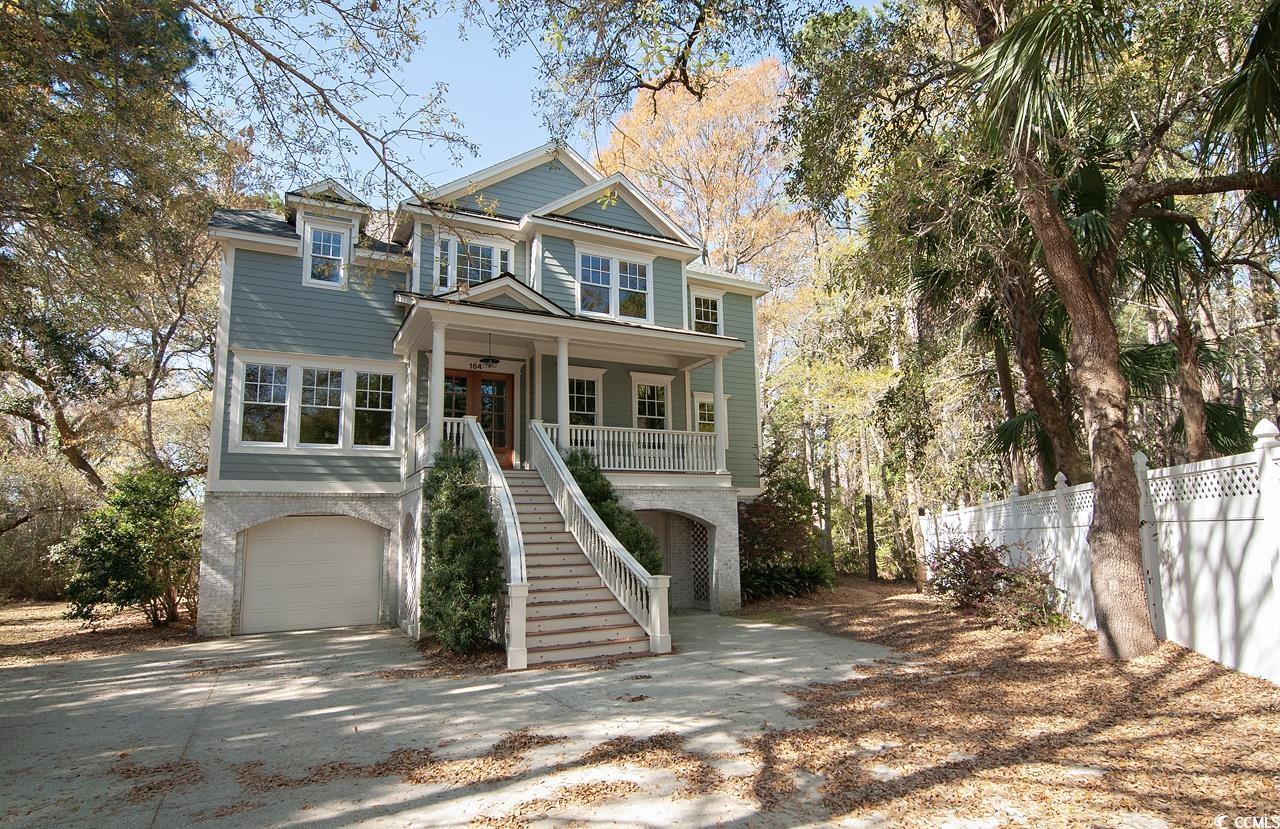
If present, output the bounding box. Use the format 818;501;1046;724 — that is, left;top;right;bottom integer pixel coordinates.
471;333;501;370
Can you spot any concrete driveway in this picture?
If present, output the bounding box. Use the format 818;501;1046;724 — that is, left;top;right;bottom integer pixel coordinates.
1;614;895;828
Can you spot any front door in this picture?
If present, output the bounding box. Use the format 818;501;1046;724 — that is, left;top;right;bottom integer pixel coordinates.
443;370;514;467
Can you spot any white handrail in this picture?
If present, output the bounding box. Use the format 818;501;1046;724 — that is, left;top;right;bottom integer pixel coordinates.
414;417;468;472
460;416;527;669
527;420;670;653
543;424;718;472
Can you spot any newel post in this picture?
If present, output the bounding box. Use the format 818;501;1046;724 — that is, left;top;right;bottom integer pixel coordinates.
507;583;528;670
1133;451;1166;639
647;575;671;653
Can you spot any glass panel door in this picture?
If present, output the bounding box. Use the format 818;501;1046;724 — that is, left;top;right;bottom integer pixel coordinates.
478;374;512;467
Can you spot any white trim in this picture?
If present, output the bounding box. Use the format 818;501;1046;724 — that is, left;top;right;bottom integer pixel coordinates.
206;228;298;254
568;365;606;426
228;351;404;457
520;216;700;260
208;479;405;495
435;274;570;316
290;178;366;206
685;265;771;297
630;372;674;429
532;172;699;249
410;220;422;293
692;390;731;433
417;142;602;205
573;242;656;325
206;244;236;487
531;233;543;292
690;287;725;335
301;218;352;291
605;472;735;489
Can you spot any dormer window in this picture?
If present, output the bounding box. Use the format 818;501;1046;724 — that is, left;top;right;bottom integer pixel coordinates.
435;233;515;291
303;224;348;289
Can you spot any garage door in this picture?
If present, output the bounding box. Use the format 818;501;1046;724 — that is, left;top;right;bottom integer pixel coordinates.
240;515;383;634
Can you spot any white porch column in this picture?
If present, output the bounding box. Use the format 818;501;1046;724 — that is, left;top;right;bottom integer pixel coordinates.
427;322;447;463
713;354;728;473
556;336;570;451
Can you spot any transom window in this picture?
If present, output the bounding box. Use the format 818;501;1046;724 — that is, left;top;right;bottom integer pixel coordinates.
569;378;598;426
693;295;721;335
577;249;653;322
306;227;346;287
300;368;343;445
435;234;515;291
354;372;394;447
241;363;289;443
635;383;667;430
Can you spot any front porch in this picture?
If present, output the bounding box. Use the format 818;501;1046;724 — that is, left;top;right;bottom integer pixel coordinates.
395;287;742;478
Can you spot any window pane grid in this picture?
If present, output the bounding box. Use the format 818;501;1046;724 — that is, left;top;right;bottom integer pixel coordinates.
694;296;720;334
438;239;450;287
636;383;667;429
301;369;343;407
244;364;288;404
355;372;394;410
457;243;494;285
569;378;596;426
310;229;343;284
241;363;288;443
697;400;716;433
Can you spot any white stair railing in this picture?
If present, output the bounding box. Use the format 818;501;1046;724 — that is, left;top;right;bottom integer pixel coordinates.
413;417;468;472
543;424;717;472
460;416;528;669
527;420;671;653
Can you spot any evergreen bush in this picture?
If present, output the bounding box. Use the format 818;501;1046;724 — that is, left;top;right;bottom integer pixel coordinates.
561;449;663;575
419;449;504;652
54;465;201;627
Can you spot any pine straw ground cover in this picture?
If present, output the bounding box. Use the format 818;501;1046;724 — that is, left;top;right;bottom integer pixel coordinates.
0;600;196;666
729;576;1280;826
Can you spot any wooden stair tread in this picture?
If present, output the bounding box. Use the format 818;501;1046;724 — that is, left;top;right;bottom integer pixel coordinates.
530;610;629;622
528;636;649;654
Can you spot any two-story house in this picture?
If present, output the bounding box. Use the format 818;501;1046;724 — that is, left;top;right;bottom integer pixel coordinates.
197;142;767;667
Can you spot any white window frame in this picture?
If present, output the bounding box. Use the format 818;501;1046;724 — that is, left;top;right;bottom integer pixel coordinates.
630;371;673;430
568;365;606;426
237;362;291;447
575;243;655;325
433;230;516;293
693;391;716;433
691;287;725;335
297;367;345;448
229;351;402;456
302;219;352;290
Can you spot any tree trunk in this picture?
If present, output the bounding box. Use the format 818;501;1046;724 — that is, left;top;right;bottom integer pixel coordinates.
1002;272;1089;483
993;338;1030;492
1012;160;1157;660
1172;316;1211;462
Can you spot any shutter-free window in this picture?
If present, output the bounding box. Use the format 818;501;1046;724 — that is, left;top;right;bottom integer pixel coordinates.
241;364;289;443
354;372;394;447
579;254;611;314
693;296;720;334
300;368;343;445
309;229;344;284
619;261;648;319
569;378;598;426
635;383;667;430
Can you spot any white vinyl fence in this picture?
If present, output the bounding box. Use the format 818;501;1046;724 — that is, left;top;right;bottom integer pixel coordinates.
920;419;1280;685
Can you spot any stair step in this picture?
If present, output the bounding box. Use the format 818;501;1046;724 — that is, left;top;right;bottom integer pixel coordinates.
526;637;650;665
523;545;583;559
526;623;646;649
521;532;578;545
529;585;613;602
527;574;605;590
513;503;560;515
525;610;634;633
526;563;596;578
526;597;624;618
520;519;568;532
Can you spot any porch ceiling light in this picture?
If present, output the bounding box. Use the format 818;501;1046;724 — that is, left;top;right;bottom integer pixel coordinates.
472;333;501;370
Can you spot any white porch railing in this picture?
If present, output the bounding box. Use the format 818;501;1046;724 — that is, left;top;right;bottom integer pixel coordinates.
413;416;466;471
543;424;719;473
460;416;528;670
527;421;670;652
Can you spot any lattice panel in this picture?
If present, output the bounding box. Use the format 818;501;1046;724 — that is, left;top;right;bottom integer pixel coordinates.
1065;489;1095;513
1014;495;1057;518
690;521;710;607
1148;465;1260;505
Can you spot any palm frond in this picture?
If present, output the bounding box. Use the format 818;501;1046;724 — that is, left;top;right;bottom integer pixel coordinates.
1172;401;1254;454
992;409;1056;469
967;0;1125;150
1206;0;1280;166
1120;342;1177;397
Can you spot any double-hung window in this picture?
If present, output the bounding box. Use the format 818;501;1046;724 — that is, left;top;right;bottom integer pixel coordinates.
577;249;653;322
635;383;667;430
234;357;399;452
305;226;347;288
569;378;598;426
299;368;343;445
435;234;515;291
241;363;289;443
693;293;722;334
354;372;395;447
696;396;716;433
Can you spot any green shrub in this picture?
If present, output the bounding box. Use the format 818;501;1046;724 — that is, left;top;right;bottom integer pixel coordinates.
420;449;504;653
924;538;1067;630
561;449;663;575
740;561;835;602
53;465;201;627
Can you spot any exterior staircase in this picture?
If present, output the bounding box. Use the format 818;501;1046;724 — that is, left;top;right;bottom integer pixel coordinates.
504;469;649;665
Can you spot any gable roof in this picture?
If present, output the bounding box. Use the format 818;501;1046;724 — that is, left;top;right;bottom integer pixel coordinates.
531;173;699;249
286;178;369;208
433;274;571;317
411;142;601;207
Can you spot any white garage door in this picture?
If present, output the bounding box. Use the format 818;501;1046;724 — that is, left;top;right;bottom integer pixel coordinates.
240;515;383;634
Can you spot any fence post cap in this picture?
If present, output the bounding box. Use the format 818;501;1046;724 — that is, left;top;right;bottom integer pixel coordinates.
1133;449;1149;470
1054;471;1068;487
1253;418;1279;450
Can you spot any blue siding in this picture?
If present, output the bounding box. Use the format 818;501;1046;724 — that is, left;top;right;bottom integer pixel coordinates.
688;292;761;489
218;248;405;484
539;356;687;431
561;195;661;236
540;234;577;311
454;160;590;217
